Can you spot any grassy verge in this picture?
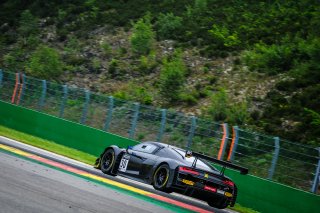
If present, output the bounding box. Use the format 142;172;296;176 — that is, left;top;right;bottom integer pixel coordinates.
0;125;259;213
0;125;96;165
231;204;260;213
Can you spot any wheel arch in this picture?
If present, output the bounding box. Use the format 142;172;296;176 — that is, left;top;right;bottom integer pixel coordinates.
95;145;125;169
150;159;179;187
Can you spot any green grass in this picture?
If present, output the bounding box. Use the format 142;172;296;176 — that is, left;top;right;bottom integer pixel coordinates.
0;125;260;213
0;125;96;165
231;204;260;213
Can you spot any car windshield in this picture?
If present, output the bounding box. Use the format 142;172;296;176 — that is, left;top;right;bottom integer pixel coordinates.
172;148;217;171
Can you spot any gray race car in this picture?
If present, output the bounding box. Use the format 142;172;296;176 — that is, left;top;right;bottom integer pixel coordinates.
94;141;248;209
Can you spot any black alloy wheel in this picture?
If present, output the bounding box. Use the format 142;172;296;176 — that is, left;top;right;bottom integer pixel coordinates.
153;164;173;193
101;149;115;175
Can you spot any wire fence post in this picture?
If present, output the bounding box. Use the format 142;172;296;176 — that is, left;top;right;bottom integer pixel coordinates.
157;109;166;142
227;126;239;162
217;123;229;160
38;80;47;110
18;73;26;104
0;69;3;87
11;73;20;104
268;137;280;180
129;103;140;139
59;85;68;118
19;74;27;103
311;147;320;193
80;90;90;124
186;116;196;150
103;96;114;132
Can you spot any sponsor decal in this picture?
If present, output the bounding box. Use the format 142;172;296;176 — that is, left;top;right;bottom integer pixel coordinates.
182;179;194;186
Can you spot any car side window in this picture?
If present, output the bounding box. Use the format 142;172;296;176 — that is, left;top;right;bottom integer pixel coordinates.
132;144;157;154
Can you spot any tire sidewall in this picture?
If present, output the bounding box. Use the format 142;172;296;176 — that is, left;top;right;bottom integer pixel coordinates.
153;164;170;190
101;149;115;174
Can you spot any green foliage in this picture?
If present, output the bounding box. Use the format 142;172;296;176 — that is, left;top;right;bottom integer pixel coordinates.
65;36;82;53
17;10;40;48
156;13;183;40
194;0;207;11
138;52;157;74
207;89;229;121
242;43;294;75
206;89;249;125
179;92;198;106
113;83;153;105
101;41;112;57
305;109;320;126
3;49;25;71
91;57;101;72
26;45;63;79
131;87;153;105
208;24;240;48
130;14;155;55
108;59;119;77
18;10;39;38
159;50;186;102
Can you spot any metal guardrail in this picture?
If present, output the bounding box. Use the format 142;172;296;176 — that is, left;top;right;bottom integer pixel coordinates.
0;70;319;194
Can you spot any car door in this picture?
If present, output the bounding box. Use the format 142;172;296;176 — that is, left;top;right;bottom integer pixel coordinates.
118;144;158;180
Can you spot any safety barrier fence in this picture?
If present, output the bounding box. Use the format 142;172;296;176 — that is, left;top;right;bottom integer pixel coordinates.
1;97;319;213
0;70;319;194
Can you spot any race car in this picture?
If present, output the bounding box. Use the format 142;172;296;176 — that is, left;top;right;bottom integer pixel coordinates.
94;141;248;209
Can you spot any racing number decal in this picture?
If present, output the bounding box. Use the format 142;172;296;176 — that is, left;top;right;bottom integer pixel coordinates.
118;155;130;172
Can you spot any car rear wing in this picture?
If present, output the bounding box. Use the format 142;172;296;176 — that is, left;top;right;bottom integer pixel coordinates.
187;151;248;175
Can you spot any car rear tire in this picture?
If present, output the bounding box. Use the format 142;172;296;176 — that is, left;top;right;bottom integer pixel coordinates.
101;149;116;176
207;198;229;209
152;164;173;193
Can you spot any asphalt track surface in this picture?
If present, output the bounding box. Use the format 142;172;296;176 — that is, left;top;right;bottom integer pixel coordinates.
0;136;237;213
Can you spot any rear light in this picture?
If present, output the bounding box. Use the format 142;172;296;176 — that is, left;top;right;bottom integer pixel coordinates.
204;185;217;192
179;167;200;175
224;180;234;187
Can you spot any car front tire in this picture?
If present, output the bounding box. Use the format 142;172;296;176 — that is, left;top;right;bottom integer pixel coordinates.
101;149;116;176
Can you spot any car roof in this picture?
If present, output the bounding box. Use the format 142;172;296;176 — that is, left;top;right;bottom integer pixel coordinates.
142;141;178;148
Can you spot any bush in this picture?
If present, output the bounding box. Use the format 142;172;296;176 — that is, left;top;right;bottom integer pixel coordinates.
91;57;101;73
208;24;241;49
113;84;153;105
18;10;39;38
101;41;112;57
3;49;25;71
108;59;119;77
138;52;157;74
156;13;182;40
159;50;186;102
26;45;63;79
242;43;294;75
206;89;249;125
130;14;155;55
207;89;228;121
180;93;198;106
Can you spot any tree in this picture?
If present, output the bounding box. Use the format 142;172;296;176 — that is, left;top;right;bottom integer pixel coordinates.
18;10;39;46
26;45;63;79
156;13;182;40
130;14;155;55
159;50;186;102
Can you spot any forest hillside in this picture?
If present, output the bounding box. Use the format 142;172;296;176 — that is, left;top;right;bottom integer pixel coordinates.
0;0;319;147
